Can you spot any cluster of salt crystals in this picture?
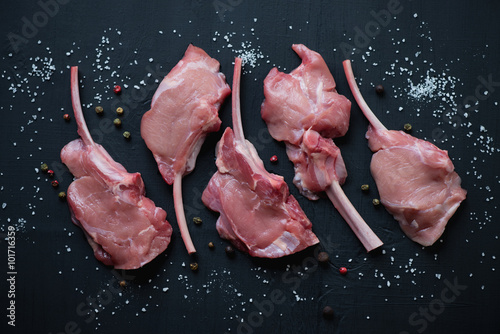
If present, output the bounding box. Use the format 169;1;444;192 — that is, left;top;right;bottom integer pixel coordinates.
5;49;55;103
0;9;496;328
89;29;121;104
233;41;266;71
330;14;497;310
406;68;457;100
64;28;162;107
2;43;58;221
212;18;270;75
29;56;56;82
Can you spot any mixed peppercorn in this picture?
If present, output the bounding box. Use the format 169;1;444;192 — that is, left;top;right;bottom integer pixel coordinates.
375;84;384;95
95;106;104;114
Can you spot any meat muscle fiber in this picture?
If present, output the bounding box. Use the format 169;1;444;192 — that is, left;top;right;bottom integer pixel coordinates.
261;45;383;252
202;58;319;257
343;60;467;246
61;67;172;270
141;45;231;254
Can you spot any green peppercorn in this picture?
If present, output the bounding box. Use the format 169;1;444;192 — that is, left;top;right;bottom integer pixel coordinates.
190;262;199;271
193;217;202;225
123;131;131;139
372;198;380;206
361;184;369;191
40;163;49;173
113;118;122;127
58;191;66;200
404;123;412;132
208;242;214;249
95;106;104;114
116;107;124;116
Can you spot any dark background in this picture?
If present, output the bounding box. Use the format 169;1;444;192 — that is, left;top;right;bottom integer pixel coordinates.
1;1;499;333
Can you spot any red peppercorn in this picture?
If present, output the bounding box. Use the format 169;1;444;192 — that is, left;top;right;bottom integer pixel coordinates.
63;114;71;121
113;85;122;94
270;155;278;163
339;267;347;275
51;180;59;187
47;170;54;177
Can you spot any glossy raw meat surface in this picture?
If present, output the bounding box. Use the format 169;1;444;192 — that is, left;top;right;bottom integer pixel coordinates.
285;129;347;200
367;127;467;246
202;58;319;258
344;60;467;246
141;44;231;185
262;44;351;146
261;45;382;252
141;45;230;254
202;128;319;257
62;67;172;270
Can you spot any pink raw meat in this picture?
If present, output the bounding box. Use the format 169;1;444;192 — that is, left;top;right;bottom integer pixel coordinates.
285;129;347;200
343;60;467;246
262;44;351;146
61;67;172;270
202;58;319;258
141;45;231;254
261;44;383;252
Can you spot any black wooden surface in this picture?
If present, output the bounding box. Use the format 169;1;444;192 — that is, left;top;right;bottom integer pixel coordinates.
1;1;499;333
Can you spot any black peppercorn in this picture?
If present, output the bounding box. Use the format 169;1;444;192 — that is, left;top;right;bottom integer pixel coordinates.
317;251;329;264
323;306;334;319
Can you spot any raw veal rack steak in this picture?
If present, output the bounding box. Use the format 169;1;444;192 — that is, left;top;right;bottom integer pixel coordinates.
202;58;319;258
61;67;172;270
343;60;467;246
141;45;231;254
261;44;383;252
